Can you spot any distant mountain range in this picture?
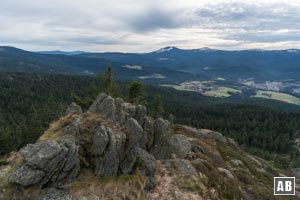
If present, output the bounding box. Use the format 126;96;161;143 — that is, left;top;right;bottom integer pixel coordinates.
1;46;300;82
83;46;300;81
0;46;207;84
37;50;89;55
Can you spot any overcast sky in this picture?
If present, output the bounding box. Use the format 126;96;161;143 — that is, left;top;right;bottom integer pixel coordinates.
1;0;300;52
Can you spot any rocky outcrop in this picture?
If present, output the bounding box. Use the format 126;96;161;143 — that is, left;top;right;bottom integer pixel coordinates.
175;125;226;142
8;93;236;190
2;93;285;200
89;93;147;125
140;116;155;150
120;118;143;174
66;102;82;115
171;135;191;159
92;125;110;156
8;165;45;187
93;127;126;176
136;148;156;191
9;137;80;188
136;148;156;177
149;118;174;159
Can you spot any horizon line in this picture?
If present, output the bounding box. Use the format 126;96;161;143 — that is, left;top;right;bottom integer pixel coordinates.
1;45;300;54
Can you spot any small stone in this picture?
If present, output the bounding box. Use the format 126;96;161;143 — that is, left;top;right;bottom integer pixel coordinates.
217;167;234;179
42;188;72;200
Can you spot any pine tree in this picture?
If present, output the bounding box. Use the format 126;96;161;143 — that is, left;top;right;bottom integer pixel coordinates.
150;95;164;118
126;81;147;104
99;64;120;97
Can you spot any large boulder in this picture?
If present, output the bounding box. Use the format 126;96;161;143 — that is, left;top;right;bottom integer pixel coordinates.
136;148;156;191
66;102;82;115
92;125;110;156
149;119;192;159
141;116;155;150
175;125;201;138
94;128;126;176
55;137;80;185
114;97;127;124
150;118;174;159
202;129;226;142
19;140;66;169
135;105;147;124
136;148;156;177
89;93;147;126
8;165;45;187
120;118;144;174
171;135;191;159
89;93;116;121
8;137;80;187
175;125;226;142
88;93;108;113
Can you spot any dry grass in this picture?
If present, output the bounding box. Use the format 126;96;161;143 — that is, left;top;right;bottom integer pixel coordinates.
146;161;205;200
216;142;292;200
3;152;24;174
0;152;25;199
68;169;147;200
38;114;80;141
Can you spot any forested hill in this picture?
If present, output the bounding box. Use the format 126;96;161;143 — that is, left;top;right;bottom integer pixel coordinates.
2;46;300;82
0;73;100;154
1;72;300;168
0;46;207;84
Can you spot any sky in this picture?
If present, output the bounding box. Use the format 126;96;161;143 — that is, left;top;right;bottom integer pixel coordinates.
1;0;300;52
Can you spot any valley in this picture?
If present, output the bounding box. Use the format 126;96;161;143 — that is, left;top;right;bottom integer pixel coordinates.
2;46;300;106
161;79;300;105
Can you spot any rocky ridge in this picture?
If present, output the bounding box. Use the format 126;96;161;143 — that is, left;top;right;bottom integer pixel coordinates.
0;93;295;199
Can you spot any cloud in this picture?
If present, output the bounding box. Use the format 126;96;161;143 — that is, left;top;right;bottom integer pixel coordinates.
194;1;300;30
128;8;183;32
0;0;300;51
192;1;300;43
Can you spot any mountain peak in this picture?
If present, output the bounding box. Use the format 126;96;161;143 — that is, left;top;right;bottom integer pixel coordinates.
194;47;217;52
37;50;88;55
198;47;211;51
286;49;300;53
154;46;179;53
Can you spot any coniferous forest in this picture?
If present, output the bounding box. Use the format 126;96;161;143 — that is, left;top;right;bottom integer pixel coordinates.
1;72;300;168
